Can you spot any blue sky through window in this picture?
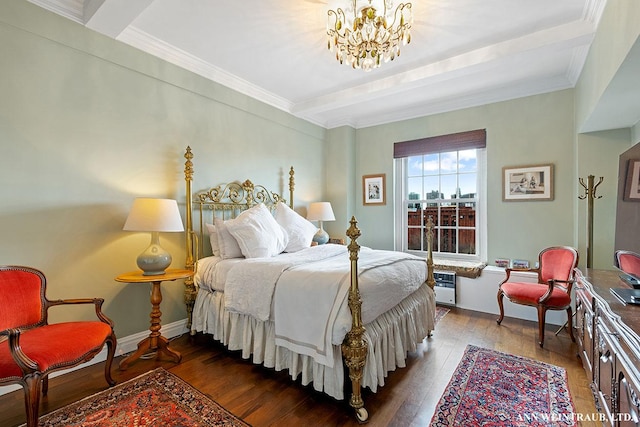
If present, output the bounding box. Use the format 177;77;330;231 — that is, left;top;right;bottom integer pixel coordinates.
407;150;477;200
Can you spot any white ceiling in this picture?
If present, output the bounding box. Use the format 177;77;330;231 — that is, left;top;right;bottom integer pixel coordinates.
29;0;608;130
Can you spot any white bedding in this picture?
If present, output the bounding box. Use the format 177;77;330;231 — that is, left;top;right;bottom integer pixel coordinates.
197;245;428;367
194;256;243;292
224;245;347;321
273;246;427;367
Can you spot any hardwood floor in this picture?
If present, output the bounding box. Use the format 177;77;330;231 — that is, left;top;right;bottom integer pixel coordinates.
0;307;599;426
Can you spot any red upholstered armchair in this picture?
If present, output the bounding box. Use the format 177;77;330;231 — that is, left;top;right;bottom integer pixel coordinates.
0;266;117;427
496;246;579;347
615;250;640;277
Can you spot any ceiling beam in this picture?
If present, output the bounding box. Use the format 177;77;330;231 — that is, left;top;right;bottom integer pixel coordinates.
84;0;155;38
292;20;596;117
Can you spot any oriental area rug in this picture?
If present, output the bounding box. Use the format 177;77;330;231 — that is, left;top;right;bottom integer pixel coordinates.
430;345;576;427
434;306;450;325
32;368;250;427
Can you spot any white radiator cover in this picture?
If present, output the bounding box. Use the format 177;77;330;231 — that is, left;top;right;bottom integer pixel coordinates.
456;266;568;326
434;286;456;305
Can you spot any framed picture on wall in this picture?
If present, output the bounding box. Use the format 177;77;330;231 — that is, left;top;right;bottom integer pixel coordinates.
363;174;386;205
624;159;640;201
502;164;554;201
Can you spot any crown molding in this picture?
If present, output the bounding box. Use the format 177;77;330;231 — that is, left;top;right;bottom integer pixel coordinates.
325;77;574;130
583;0;607;26
25;0;601;131
117;26;294;114
566;44;591;85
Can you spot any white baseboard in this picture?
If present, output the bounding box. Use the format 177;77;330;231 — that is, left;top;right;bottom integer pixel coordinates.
0;318;189;397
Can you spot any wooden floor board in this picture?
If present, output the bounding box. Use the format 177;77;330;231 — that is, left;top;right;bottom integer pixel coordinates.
0;307;599;426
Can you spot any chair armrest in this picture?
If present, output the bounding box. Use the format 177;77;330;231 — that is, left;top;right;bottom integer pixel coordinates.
539;278;575;303
501;267;540;284
3;328;39;373
46;298;114;327
546;279;574;284
506;267;539;274
47;297;102;306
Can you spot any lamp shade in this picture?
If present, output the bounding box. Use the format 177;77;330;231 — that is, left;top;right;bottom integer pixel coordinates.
307;202;335;222
123;198;184;232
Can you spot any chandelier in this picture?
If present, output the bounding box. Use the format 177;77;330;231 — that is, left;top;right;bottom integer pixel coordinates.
327;0;412;71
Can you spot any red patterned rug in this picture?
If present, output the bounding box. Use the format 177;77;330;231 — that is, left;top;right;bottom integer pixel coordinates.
435;306;450;325
33;368;250;427
430;345;576;426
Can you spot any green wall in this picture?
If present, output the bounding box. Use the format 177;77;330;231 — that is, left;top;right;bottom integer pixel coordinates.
0;1;324;338
573;0;640;269
575;0;640;130
2;0;639;342
328;0;640;271
575;130;631;269
325;126;356;235
343;90;578;268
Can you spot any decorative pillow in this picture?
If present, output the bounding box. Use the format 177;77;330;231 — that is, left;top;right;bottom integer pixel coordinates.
225;203;289;258
214;218;244;259
204;223;220;257
274;202;318;252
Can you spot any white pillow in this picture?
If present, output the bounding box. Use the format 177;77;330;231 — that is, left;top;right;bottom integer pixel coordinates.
204;223;220;257
225;203;289;258
274;202;318;252
214;218;244;259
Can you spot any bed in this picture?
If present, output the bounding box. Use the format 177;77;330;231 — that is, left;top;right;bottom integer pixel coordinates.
182;146;437;422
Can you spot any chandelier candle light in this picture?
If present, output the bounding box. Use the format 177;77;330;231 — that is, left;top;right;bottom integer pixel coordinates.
123;198;184;275
327;0;412;71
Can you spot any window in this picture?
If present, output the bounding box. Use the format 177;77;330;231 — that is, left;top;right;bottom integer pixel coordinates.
394;130;487;261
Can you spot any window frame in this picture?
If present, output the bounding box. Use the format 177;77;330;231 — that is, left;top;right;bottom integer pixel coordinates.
394;148;487;262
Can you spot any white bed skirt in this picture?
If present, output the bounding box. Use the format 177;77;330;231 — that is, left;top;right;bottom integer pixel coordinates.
191;283;436;400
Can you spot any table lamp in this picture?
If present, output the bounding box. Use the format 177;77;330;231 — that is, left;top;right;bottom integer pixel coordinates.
307;202;335;245
123;198;184;275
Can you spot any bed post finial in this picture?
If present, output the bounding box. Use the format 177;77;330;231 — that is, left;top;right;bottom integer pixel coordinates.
184;146;197;332
343;216;369;422
289;166;295;209
184;146;193;181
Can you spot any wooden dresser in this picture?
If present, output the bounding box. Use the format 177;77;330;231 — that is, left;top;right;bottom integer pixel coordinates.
575;268;640;426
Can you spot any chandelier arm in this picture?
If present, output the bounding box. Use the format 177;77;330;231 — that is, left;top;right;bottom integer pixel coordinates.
387;3;410;29
327;1;412;71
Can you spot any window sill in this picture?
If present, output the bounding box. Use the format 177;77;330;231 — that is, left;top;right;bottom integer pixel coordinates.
432;258;487;278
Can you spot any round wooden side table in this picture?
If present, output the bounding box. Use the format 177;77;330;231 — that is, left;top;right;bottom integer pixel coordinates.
115;268;192;370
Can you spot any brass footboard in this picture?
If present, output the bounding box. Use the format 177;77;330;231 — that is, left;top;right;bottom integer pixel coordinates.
342;216;435;422
343;217;369;422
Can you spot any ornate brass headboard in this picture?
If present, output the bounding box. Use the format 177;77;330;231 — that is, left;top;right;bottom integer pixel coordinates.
183;146;295;328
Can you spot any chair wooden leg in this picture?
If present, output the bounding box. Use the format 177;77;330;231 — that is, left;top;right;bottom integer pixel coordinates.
42;374;48;396
23;374;42;427
104;333;117;386
537;306;547;347
496;289;505;325
566;307;575;342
